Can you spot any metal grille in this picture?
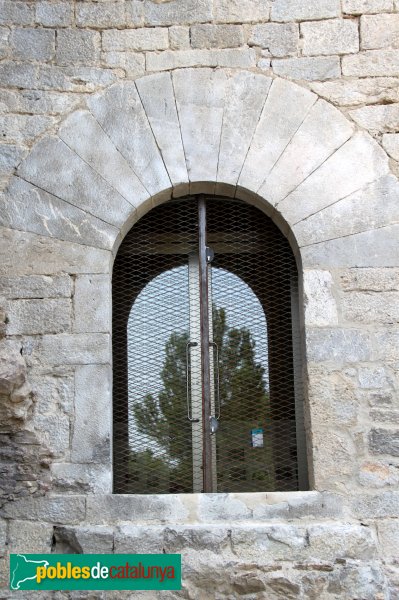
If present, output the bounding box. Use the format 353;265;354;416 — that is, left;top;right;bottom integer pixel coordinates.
113;196;308;494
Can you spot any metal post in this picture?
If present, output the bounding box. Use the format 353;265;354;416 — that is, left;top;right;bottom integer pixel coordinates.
198;196;213;493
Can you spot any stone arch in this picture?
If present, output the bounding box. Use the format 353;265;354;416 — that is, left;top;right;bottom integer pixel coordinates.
2;67;398;494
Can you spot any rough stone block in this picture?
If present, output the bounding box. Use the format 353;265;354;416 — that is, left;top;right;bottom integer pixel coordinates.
351;491;399;518
0;114;56;144
136;72;188;188
301;19;359;56
343;49;399;76
343;0;393;13
0;62;38;88
0;27;9;60
361;13;399;49
358;459;399;487
279;133;389;225
8;520;53;553
76;2;126;28
272;56;341;80
29;372;74;416
18;136;134;229
31;411;71;458
350;104;399;133
239;78;316;192
114;525;164;553
58;110;148;210
0;88;81;116
22;333;110;367
36;2;73;27
370;409;399;423
191;24;244;49
51;463;112;494
198;494;252;521
310;77;399;107
56;29;100;66
343;291;399;324
169;26;190;50
271;0;340;22
0;227;110;276
383;133;399;160
249;23;299;56
37;64;117;93
0;496;86;524
0;1;34;25
144;0;212;26
217;71;271;187
0;275;71;299
5;298;71;335
231;524;307;561
261;98;353;203
0;144;26;182
1;177;119;250
146;48;256;71
87;81;171;198
86;495;189;524
377;520;399;558
101;50;145;76
303;270;338;326
306;328;373;363
214;0;270;23
293;174;399;246
102;28;168;51
54;525;114;554
73;275;110;334
308;524;377;560
369;428;399;456
10;28;55;62
126;0;144;26
358;366;393;388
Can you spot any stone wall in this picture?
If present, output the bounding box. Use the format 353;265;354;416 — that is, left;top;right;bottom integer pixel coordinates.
0;1;399;598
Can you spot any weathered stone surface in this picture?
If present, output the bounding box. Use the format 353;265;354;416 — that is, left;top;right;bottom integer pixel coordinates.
0;27;8;60
339;268;399;291
249;23;299;56
8;520;53;553
173;69;227;185
358;365;394;388
306;328;373;363
101;50;145;76
37;64;117;93
0;227;111;276
361;13;399;49
343;49;399;76
343;0;393;13
86;495;189;524
261;99;353;204
370;409;399;423
51;463;111;494
71;365;111;464
279;133;389;225
350;103;399;133
369;428;399;456
303;270;338;326
146;48;257;71
231;524;307;561
301;19;359;56
1;178;119;250
73;275;110;334
125;0;144;26
382;132;399;160
5;298;71;336
87;82;171;197
102;28;168;51
377;520;399;558
36;1;73;27
358;459;399;487
0;114;56;144
114;524;164;553
22;334;110;367
0;496;86;524
214;0;270;23
310;77;399;106
191;24;244;49
351;491;399;518
301;225;399;268
136;72;188;188
0;144;26;188
0;88;81;116
308;524;377;560
10;28;55;62
144;0;212;25
169;26;190;50
54;525;114;554
294;174;399;246
198;494;252;521
0;61;38;88
217;71;271;186
343;291;399;324
271;0;340;22
239;78;316;192
0;275;71;299
312;428;358;488
0;1;34;25
76;2;126;28
56;29;100;66
58;110;148;210
18;137;133;229
273;56;341;81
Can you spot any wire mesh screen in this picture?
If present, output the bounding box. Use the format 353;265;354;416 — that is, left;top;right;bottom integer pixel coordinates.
113;196;308;494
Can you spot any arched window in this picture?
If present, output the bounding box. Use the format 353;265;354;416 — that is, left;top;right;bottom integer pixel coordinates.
113;196;308;494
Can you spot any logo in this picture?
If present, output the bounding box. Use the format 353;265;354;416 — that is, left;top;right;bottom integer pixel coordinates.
10;554;181;591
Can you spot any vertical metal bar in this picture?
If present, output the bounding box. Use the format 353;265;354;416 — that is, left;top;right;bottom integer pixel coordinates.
198;196;213;493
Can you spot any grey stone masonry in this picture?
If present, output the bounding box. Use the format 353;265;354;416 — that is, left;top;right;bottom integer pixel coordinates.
10;28;55;62
76;2;126;29
301;19;359;56
361;13;399;49
271;0;341;22
191;24;244;49
56;29;100;66
102;28;169;52
343;0;394;12
273;56;341;80
249;23;299;57
35;2;73;28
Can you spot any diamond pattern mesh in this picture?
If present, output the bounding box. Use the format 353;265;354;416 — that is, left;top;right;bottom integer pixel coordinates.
113;196;307;494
